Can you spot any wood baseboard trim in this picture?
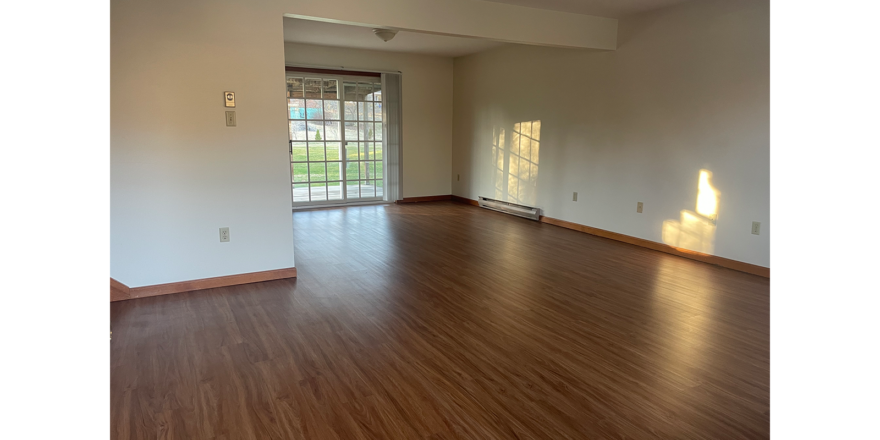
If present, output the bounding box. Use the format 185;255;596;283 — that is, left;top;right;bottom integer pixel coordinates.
453;195;769;278
111;267;298;302
451;195;480;206
111;278;132;302
396;195;452;204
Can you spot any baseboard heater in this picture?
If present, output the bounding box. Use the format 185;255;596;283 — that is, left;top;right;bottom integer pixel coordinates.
478;196;541;221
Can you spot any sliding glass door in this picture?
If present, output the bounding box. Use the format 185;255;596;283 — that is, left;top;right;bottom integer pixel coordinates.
287;72;384;206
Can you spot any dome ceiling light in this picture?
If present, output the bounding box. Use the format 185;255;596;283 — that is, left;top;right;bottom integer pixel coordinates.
373;28;398;42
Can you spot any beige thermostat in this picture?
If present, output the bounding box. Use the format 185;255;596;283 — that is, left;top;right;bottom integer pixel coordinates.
224;91;235;107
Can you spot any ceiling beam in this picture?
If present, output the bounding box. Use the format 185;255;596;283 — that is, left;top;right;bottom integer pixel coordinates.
282;0;618;50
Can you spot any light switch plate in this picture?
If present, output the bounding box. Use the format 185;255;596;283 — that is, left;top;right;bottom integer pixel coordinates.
225;111;236;127
637;202;643;213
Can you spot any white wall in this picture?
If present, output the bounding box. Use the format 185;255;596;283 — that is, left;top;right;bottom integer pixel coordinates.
111;0;464;287
111;0;297;287
284;42;453;198
452;0;770;267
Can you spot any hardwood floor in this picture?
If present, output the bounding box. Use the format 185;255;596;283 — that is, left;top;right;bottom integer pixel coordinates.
110;201;770;439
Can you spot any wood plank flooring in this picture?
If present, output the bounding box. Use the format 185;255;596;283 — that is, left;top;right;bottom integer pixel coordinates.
110;201;770;439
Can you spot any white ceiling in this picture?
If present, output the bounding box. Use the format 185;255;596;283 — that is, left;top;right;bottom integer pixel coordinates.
283;18;507;58
478;0;694;18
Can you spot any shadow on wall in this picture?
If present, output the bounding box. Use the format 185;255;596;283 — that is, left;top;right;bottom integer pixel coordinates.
491;121;541;206
662;170;720;255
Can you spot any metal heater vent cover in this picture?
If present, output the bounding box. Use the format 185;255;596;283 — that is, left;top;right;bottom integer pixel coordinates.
477;196;541;221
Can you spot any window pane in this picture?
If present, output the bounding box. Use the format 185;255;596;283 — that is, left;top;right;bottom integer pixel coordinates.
344;101;357;120
373;102;382;121
306;99;323;120
286;77;304;99
374;142;382;160
376;179;384;197
291;163;309;183
371;84;382;102
347;182;360;199
326;161;342;182
288;99;305;119
367;83;382;101
373;122;383;141
323;79;338;100
310;183;327;201
289;121;306;140
327;182;343;200
309;163;326;182
323;121;340;140
344;122;358;140
323;101;340;120
343;82;357;101
359;83;373;101
358;102;373;121
361;181;375;197
308;143;325;161
290;142;307;162
359;122;373;141
308;121;323;140
361;142;373;160
361;161;375;180
305;78;321;98
325;142;340;160
345;142;359;160
375;161;383;178
346;162;359;180
293;183;309;202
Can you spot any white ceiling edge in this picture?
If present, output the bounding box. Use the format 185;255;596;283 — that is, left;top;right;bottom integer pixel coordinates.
475;0;697;19
283;18;507;58
280;0;618;50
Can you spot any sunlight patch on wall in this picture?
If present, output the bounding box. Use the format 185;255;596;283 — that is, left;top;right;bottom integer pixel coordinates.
490;121;541;205
662;170;719;255
509;121;541;205
492;127;506;200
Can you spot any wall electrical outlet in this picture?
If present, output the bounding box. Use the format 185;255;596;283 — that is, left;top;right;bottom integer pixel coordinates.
751;221;761;235
225;111;236;127
637;202;644;213
573;192;578;202
220;227;230;242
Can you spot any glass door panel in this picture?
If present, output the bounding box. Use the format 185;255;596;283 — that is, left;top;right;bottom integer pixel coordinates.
288;72;384;206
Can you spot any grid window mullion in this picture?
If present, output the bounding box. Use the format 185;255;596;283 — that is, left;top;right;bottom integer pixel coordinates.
290;74;382;204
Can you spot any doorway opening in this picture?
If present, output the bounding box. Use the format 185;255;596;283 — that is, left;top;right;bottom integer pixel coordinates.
286;69;391;207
